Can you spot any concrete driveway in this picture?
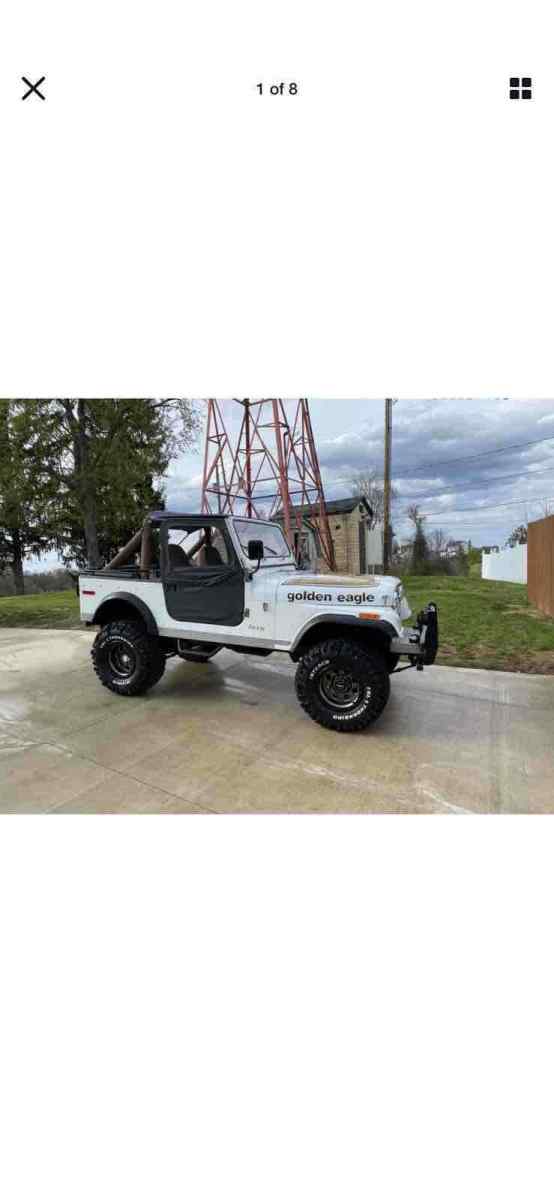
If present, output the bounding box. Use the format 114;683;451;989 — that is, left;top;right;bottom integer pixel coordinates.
1;628;553;813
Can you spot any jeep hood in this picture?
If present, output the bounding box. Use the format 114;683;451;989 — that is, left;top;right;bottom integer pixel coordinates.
279;572;411;618
288;573;389;588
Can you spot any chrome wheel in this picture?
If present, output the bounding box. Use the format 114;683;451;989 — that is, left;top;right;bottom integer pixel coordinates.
318;668;363;709
107;644;136;678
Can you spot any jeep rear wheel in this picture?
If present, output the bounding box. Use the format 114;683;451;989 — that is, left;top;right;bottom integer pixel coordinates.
92;620;166;696
295;638;390;732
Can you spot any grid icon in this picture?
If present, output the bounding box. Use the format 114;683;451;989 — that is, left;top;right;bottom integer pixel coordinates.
510;76;532;99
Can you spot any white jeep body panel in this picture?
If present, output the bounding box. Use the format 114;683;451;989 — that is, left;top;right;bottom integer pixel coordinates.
78;516;420;654
79;567;411;650
80;516;438;733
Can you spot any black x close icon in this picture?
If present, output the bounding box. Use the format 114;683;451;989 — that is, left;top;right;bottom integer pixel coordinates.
21;76;46;101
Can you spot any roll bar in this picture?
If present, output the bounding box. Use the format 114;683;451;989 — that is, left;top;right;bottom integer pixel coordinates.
103;520;154;579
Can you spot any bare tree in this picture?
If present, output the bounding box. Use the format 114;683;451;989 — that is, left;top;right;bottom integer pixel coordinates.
351;471;396;528
406;504;429;571
429;528;448;557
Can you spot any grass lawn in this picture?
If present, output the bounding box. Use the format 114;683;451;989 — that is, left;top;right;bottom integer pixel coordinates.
0;589;80;629
401;574;554;673
2;578;554;673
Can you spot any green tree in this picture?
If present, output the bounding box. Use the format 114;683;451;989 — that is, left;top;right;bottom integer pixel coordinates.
8;399;201;570
0;401;56;593
505;523;528;547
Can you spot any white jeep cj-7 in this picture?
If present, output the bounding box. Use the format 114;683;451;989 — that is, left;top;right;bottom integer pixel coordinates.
79;512;438;732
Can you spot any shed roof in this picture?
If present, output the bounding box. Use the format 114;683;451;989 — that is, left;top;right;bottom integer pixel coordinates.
274;496;373;519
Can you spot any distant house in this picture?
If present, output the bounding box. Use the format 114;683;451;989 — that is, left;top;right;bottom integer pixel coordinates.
437;539;469;559
397;536;470;562
275;496;382;575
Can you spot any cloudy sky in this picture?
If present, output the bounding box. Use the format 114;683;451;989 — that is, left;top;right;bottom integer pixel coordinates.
163;398;554;548
29;398;554;569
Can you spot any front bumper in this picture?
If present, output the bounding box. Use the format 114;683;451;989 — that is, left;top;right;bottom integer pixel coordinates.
390;603;439;666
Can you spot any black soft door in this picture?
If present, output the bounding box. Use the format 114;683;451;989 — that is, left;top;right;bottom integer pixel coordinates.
163;566;245;626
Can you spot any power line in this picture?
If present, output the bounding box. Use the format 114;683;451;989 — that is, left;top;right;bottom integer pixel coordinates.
393;433;554;475
393;519;522;530
393;461;554;503
313;435;554;496
394;527;507;535
414;493;554;519
393;514;525;525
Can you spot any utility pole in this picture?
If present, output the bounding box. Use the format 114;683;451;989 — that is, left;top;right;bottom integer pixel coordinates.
383;398;393;572
242;400;253;517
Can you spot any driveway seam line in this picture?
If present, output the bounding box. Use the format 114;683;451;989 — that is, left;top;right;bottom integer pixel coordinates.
5;735;219;815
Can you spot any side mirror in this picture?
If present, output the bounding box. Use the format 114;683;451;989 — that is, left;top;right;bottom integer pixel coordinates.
247;539;264;563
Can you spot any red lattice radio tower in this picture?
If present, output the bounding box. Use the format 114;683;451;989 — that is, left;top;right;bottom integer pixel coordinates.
201;399;336;570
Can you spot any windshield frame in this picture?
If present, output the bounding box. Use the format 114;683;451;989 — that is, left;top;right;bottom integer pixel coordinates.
232;518;295;566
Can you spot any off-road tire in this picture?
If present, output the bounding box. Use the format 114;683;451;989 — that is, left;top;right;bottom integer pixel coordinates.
92;620;166;696
295;638;390;732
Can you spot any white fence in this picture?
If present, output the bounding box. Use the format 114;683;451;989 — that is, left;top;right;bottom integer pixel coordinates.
365;522;384;571
482;544;527;584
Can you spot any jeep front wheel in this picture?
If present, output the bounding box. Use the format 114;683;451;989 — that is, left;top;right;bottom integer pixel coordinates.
295;638;390;732
92;620;166;696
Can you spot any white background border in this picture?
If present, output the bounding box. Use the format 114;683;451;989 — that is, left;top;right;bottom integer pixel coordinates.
1;0;553;396
1;816;553;1199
